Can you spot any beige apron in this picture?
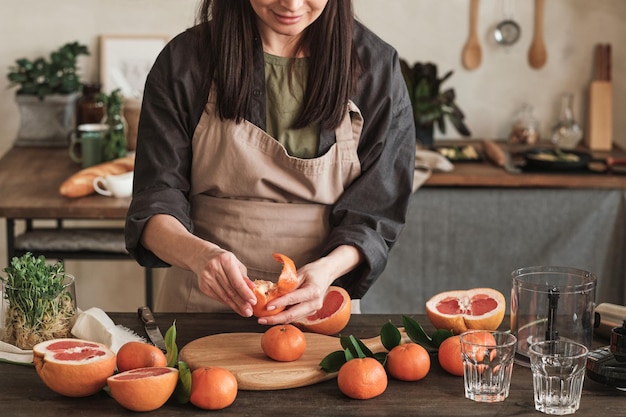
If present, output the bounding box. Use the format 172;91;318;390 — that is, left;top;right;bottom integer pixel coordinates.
156;91;363;312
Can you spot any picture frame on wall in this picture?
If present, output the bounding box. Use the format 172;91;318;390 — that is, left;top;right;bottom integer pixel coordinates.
99;34;169;98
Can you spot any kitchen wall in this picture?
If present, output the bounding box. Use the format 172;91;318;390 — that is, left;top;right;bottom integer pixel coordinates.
0;0;624;312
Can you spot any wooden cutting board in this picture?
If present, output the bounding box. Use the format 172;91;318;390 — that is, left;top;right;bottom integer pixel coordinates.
179;330;408;391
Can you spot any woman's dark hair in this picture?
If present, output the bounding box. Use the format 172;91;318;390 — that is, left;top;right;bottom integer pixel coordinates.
197;0;359;130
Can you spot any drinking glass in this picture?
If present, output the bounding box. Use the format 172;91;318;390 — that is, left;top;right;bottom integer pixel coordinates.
529;340;588;415
460;330;517;402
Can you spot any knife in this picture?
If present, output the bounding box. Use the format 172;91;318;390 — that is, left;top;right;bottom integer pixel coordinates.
138;306;167;353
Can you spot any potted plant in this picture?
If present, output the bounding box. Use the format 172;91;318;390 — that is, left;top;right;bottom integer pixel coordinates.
1;253;76;350
6;41;89;147
400;60;471;148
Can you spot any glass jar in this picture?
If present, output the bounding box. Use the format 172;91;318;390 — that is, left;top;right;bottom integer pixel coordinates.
551;93;583;149
76;83;105;126
509;103;539;145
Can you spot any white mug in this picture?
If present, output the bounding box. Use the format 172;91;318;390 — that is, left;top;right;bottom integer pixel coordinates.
93;171;133;198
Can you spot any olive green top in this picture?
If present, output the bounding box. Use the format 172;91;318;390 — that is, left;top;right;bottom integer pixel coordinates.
264;52;320;159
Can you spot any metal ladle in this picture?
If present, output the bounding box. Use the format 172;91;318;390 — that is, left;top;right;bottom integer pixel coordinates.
493;0;521;46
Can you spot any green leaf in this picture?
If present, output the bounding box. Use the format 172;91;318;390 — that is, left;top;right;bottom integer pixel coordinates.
320;350;347;373
373;351;388;366
340;335;372;359
344;347;355;361
164;321;179;368
173;360;192;403
402;315;439;351
431;329;454;348
380;321;402;351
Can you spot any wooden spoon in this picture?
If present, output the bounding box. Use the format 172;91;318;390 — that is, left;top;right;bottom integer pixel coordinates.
528;0;547;69
462;0;482;70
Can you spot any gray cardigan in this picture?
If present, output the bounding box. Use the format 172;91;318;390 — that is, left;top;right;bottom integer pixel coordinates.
125;20;415;299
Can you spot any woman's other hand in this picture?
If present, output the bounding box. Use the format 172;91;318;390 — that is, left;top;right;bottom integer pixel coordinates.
257;245;361;325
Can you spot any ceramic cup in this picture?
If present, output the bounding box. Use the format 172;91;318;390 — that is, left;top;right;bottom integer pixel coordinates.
93;171;133;198
69;123;109;168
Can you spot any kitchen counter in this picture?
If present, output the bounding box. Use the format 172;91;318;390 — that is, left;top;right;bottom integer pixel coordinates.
363;141;626;314
0;313;623;416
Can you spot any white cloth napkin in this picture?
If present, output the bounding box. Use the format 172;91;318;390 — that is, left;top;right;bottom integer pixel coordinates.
0;307;144;365
413;149;454;191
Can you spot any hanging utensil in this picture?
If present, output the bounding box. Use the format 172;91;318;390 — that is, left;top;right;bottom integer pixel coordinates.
528;0;547;69
494;0;521;46
462;0;482;70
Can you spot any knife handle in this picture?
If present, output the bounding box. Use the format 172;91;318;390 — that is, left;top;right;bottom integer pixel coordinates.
138;306;156;325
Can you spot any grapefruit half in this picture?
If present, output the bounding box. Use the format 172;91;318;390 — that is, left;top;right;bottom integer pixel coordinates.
295;286;352;335
33;338;116;397
107;366;179;412
425;288;505;334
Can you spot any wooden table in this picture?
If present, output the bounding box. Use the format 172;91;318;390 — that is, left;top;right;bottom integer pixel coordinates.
0;146;154;306
0;313;623;416
423;141;626;189
364;142;626;313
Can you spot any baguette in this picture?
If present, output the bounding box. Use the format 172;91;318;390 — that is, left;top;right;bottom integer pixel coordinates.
481;140;506;167
59;155;135;198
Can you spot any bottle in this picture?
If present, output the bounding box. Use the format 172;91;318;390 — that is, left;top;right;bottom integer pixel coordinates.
551;93;583;149
509;103;539;145
101;89;127;161
76;83;105;126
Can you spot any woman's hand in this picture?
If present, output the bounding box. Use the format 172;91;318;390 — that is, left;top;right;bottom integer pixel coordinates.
257;245;362;325
192;249;257;317
141;214;257;317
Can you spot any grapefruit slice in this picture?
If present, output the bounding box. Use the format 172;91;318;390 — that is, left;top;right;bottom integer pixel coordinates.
252;253;300;317
294;286;352;335
425;288;505;334
33;338;116;397
107;366;179;412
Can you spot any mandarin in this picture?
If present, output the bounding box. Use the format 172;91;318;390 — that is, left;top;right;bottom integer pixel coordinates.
437;336;464;377
386;342;430;381
252;253;299;317
261;324;307;362
116;341;167;372
337;357;387;400
189;366;238;410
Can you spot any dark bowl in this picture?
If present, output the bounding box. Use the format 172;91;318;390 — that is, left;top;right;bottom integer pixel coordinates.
523;148;591;171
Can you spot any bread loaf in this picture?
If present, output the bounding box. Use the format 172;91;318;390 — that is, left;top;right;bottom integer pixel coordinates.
59;156;135;198
481;140;506;167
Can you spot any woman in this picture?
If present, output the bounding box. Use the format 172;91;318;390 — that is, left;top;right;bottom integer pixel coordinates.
125;0;415;325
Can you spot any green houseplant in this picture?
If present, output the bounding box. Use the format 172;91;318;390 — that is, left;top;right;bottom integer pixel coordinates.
400;60;471;147
1;253;76;350
6;41;89;147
